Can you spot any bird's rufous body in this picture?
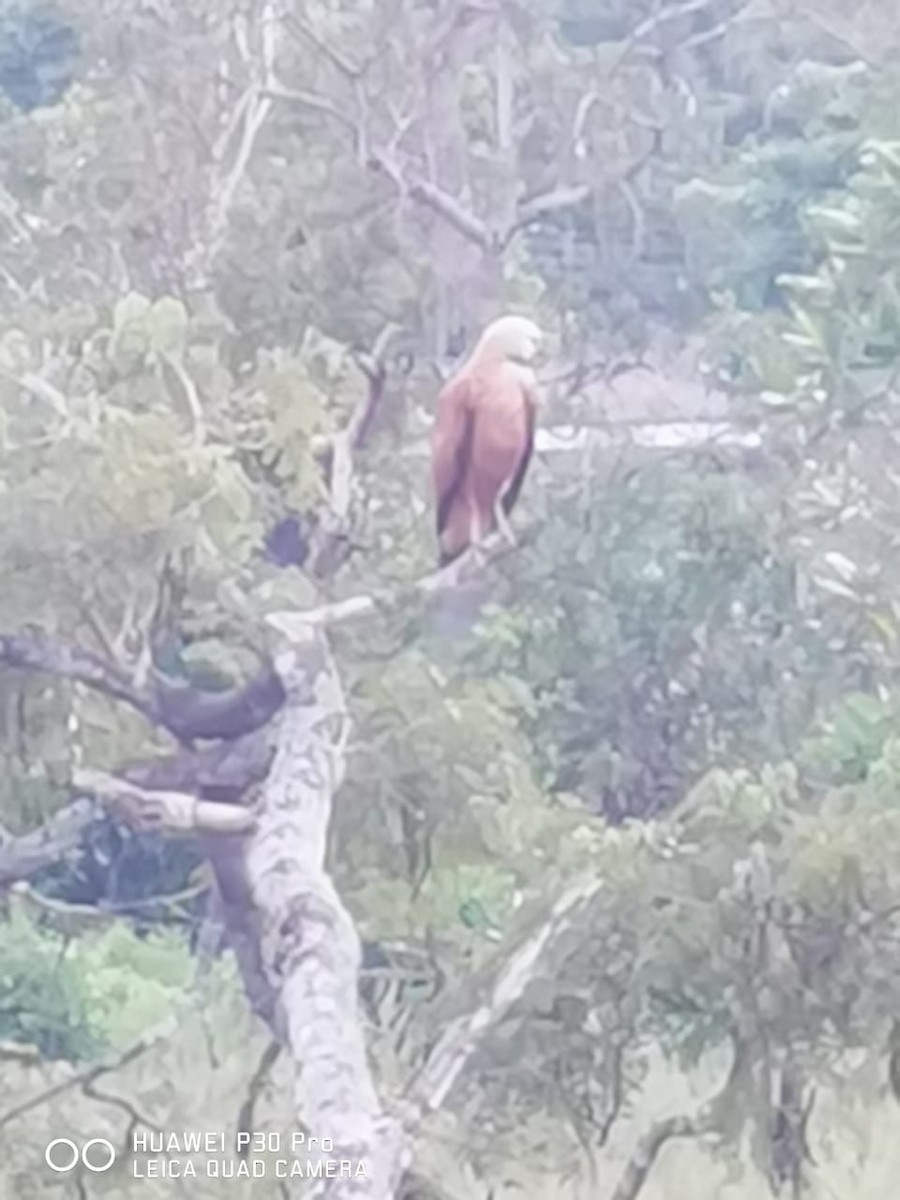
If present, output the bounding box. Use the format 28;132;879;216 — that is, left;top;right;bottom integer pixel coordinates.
431;317;542;566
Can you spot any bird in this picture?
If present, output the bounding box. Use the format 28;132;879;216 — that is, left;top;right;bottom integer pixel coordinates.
430;315;543;567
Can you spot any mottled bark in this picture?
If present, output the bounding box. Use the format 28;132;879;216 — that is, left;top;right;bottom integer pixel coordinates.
237;625;410;1197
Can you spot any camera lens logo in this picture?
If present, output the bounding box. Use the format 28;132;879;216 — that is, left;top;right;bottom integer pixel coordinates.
45;1138;116;1173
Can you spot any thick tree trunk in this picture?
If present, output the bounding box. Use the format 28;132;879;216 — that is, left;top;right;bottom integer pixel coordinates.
237;625;409;1197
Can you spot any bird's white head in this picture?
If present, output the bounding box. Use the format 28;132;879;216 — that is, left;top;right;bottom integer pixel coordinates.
476;315;544;366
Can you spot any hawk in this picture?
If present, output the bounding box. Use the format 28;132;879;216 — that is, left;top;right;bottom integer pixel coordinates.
431;315;543;567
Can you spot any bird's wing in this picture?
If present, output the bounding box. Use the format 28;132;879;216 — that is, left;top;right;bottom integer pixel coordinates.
500;385;536;516
432;374;476;538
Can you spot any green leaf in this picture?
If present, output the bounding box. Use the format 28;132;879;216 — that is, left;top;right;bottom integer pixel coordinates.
806;205;863;235
861;139;900;171
110;292;152;369
148;297;189;357
112;291;152;331
458;898;497;935
777;274;834;297
822;551;858;582
758;390;795;408
811;575;858;600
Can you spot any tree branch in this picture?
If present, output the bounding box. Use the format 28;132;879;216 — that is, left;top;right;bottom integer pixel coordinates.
0;797;100;888
0;629;159;722
0;736;274;890
191;1;284;283
348;323;401;452
261;81;358;130
613;0;733;74
391;169;496;252
610;1114;715;1200
407;875;604;1111
0;627;287;744
264;56;592;256
151;660;286;742
268;529;525;635
71;768;257;835
236;1039;283;1157
122;728;275;799
507;184;592;240
307;324;402;577
287;13;366;79
609;1038;744;1200
0;1037;153;1132
236;625;409;1195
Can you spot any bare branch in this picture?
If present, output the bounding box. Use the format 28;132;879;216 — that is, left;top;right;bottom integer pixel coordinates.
72;768;257;835
0;797;99;888
82;1079;159;1136
0;1038;152;1131
287;13;364;78
159;352;206;450
0;1043;41;1065
209;93;273;255
405;177;496;250
262;81;357;130
123;729;275;797
9;879;119;927
305;325;402;578
327;432;355;526
0;367;68;417
609;1039;744;1200
267;529;524;634
495;20;513;152
236;1040;283;1158
617;178;646;265
0;629;159;722
0;738;272;890
348;324;400;450
507;184;592;242
423;2;497;62
407;875;604;1111
616;0;731;66
0;627;286;744
199;1;284;277
678;2;754;55
610;1113;716;1200
264;43;595;257
212;85;256;163
597;1040;626;1147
